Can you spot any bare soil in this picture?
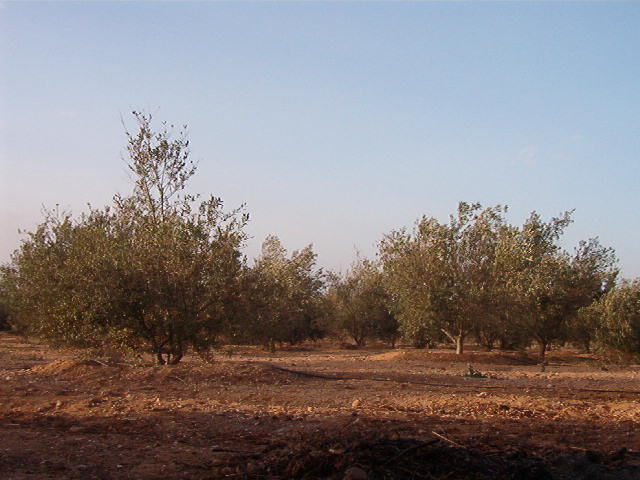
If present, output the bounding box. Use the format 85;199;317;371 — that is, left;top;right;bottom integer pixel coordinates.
1;333;639;479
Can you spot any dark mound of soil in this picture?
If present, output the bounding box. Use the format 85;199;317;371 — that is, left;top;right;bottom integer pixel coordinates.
253;432;640;480
258;435;549;479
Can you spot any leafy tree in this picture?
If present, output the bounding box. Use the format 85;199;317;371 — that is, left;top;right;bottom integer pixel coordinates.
379;203;507;354
469;223;526;351
566;239;618;352
518;252;575;360
237;236;325;348
2;112;247;364
379;204;617;358
572;303;601;353
595;280;640;361
513;212;617;360
0;209;110;345
334;258;398;347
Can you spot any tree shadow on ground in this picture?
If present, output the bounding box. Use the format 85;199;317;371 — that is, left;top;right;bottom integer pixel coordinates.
1;408;638;480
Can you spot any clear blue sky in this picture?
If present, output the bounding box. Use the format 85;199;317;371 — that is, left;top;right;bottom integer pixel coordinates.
1;1;639;277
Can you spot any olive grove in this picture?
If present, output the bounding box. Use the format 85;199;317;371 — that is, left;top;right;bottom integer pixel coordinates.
1;113;637;363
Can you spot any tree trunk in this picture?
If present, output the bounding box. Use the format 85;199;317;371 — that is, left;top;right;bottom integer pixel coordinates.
441;329;456;345
168;354;182;365
538;341;547;362
441;328;465;354
499;337;512;351
156;352;166;365
355;334;366;347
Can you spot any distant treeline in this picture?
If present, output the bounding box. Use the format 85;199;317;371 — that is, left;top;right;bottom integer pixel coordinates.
1;113;638;364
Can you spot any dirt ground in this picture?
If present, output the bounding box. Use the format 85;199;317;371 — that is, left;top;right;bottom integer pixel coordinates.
1;333;639;479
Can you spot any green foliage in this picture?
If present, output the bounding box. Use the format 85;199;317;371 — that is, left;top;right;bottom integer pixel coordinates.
333;258;398;347
512;213;617;359
378;203;618;358
0;110;631;363
232;236;326;348
2;112;247;364
379;202;509;354
595;280;640;361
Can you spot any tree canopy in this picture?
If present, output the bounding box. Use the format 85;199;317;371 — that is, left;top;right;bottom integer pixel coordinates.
2;112;248;364
379;203;619;359
1;113;636;364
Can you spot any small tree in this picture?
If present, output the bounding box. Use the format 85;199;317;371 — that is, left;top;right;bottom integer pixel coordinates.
513;212;617;361
0;209;111;345
595;280;640;361
335;258;398;348
237;236;325;348
379;203;507;354
2;112;247;364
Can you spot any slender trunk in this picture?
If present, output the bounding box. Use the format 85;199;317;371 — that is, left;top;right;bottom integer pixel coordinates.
442;328;465;354
266;338;276;353
441;328;456;345
499;337;511;351
168;352;183;365
156;352;166;365
538;341;547;362
354;333;366;347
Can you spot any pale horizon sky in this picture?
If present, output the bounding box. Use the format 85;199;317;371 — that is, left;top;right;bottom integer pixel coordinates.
1;1;639;277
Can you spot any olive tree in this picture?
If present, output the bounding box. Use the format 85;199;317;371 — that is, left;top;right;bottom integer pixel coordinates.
595;280;640;361
513;212;617;361
471;223;528;351
566;239;618;352
334;258;398;347
2;112;247;364
0;209;116;345
237;236;325;348
379;203;507;354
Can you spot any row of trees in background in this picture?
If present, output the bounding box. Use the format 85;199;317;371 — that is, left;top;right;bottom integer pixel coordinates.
379;203;618;359
1;113;639;364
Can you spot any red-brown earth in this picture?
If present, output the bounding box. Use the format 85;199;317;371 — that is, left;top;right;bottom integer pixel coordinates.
1;333;639;479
